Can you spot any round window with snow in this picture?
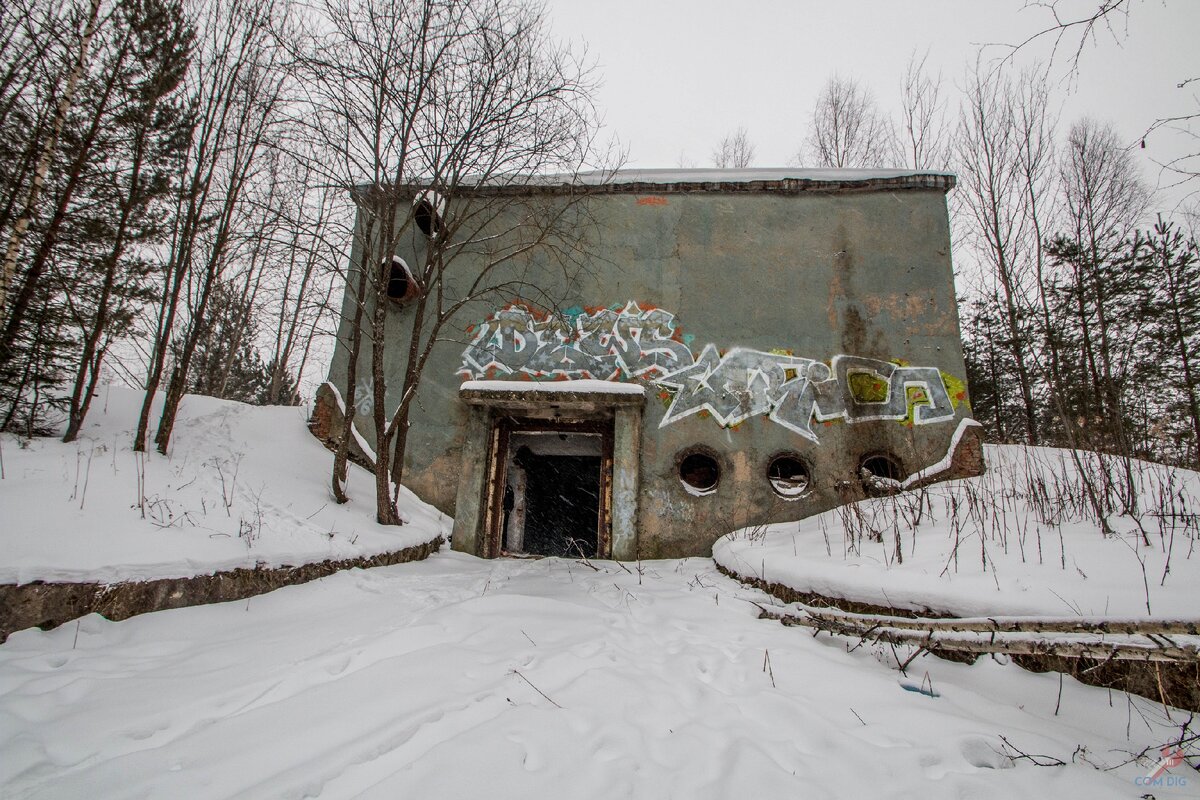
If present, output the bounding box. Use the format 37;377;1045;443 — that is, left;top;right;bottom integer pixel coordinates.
383;256;420;304
767;454;811;499
678;450;720;496
412;190;444;237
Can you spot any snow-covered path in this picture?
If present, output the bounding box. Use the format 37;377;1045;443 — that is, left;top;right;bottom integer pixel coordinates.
0;552;1183;798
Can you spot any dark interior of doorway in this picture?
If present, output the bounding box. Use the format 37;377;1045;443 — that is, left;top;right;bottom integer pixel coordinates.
502;428;604;559
517;453;600;557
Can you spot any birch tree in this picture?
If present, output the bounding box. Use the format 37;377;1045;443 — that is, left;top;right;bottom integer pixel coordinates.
0;0;102;326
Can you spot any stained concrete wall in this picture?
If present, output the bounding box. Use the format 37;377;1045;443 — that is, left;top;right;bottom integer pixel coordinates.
324;178;978;558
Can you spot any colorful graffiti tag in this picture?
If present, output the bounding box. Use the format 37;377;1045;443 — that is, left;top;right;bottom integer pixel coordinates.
656;349;955;442
459;301;693;381
459;302;960;443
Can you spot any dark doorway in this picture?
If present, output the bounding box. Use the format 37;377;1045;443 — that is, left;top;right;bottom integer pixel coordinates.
520;452;600;557
485;419;612;559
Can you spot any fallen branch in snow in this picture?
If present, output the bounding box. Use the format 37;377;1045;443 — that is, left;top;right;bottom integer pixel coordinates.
768;601;1200;637
757;605;1200;663
512;669;562;709
998;735;1068;767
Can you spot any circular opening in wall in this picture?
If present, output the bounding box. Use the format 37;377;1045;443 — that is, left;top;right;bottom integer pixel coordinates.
412;191;443;237
383;256;420;303
767;454;811;499
858;452;903;495
678;450;720;496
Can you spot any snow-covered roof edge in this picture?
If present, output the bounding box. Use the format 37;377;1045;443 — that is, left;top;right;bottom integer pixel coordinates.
559;167;955;186
460;379;646;396
360;168;956;199
482;168;956;195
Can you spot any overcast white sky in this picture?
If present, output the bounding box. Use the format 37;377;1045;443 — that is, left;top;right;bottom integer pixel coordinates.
544;0;1199;213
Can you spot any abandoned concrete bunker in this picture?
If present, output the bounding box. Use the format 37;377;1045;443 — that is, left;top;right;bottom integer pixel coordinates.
316;168;984;560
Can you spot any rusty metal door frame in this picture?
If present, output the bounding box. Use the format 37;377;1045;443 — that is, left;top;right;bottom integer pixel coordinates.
482;414;614;559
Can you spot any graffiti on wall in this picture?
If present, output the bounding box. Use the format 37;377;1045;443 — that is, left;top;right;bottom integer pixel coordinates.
353;377;375;415
655;348;955;442
459;302;962;443
459;301;694;381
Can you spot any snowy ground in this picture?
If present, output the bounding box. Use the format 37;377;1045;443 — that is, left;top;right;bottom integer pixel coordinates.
0;551;1191;799
0;387;449;584
2;400;1197;796
716;444;1200;619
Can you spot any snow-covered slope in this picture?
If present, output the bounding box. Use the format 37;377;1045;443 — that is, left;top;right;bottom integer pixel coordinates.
715;444;1200;618
0;554;1184;799
0;387;449;584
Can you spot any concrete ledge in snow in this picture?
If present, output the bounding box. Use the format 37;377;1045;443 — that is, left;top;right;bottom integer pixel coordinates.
0;537;443;643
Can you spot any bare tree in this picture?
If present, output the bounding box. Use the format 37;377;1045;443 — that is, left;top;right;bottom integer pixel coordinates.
261;165;344;405
998;0;1130;76
898;49;950;170
711;127;755;169
1057;118;1151;468
1001;0;1197;197
954;60;1041;444
800;74;896;168
132;0;289;454
0;0;75;238
294;0;604;524
1010;68;1077;442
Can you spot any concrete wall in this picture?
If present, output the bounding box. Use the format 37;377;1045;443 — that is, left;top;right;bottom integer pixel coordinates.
325;182;978;558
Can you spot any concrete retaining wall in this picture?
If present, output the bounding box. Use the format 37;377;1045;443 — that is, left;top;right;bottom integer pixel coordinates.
0;537;442;643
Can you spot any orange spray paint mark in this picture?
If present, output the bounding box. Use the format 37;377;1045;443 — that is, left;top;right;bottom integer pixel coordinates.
636;196;668;206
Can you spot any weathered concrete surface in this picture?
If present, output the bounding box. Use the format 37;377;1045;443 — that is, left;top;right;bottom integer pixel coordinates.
611;405;642;560
309;382;375;471
325;173;982;559
0;538;442;643
450;406;490;556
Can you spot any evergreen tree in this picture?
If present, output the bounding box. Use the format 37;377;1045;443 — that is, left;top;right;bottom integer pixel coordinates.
186;278;272;405
61;0;194;441
961;292;1030;444
1132;216;1200;467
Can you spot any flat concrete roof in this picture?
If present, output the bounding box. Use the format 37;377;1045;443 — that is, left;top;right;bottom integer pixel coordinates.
565;168;954;186
507;168;957;195
359;168;956;201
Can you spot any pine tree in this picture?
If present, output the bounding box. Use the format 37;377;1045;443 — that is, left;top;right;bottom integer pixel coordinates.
61;0;194;442
1133;216;1200;467
186;278;271;405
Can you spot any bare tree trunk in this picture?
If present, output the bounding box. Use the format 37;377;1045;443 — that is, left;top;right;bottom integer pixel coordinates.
291;276;334;403
0;20;129;372
368;266;399;524
0;0;102;321
331;230;373;504
64;73;156;443
153;222;228;453
956;64;1040;444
